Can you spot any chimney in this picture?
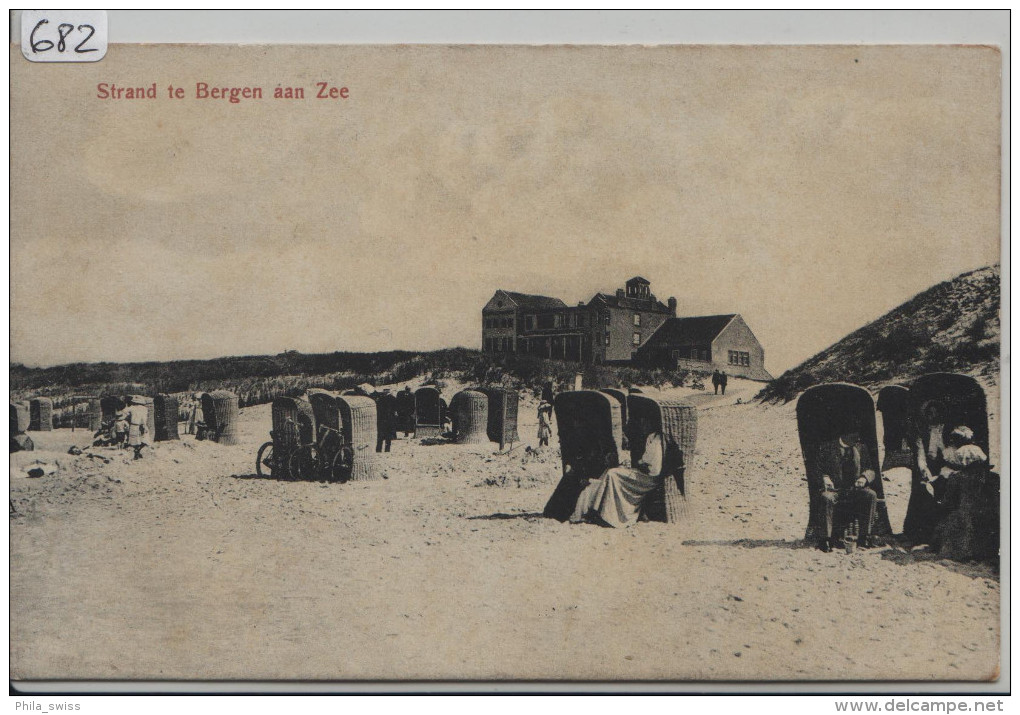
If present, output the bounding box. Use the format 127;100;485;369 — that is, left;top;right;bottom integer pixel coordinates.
668;297;677;316
616;288;625;299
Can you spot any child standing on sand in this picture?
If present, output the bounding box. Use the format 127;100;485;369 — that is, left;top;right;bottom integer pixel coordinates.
537;401;553;447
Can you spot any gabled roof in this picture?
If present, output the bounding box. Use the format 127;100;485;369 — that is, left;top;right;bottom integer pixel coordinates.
590;292;672;313
498;290;569;310
626;276;650;285
643;315;737;346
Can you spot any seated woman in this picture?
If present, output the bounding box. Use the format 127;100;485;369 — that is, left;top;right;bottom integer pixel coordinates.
931;426;993;560
570;424;663;528
932;426;987;492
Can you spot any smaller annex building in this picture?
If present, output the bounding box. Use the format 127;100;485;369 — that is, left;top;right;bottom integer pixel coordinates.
633;314;772;381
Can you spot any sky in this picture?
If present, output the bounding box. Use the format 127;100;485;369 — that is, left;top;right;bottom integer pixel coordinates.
10;44;1001;374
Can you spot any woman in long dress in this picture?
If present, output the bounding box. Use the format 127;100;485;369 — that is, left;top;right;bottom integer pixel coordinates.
570;427;664;528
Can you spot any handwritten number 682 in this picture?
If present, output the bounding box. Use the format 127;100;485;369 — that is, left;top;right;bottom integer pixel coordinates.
29;19;97;54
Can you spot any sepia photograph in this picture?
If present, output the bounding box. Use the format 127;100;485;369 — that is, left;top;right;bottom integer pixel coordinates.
8;11;1005;692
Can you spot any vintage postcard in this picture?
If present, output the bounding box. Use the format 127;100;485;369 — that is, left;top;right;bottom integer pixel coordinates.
10;41;1002;685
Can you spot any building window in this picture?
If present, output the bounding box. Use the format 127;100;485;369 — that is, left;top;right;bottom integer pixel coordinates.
671;349;680;360
526;315;536;331
728;350;750;366
553;313;564;328
604;312;611;326
632;332;641;346
741;351;750;366
605;333;611;346
633;314;641;327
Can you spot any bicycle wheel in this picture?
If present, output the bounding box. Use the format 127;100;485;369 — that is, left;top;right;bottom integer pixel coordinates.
288;444;319;481
256;441;275;478
329;445;354;483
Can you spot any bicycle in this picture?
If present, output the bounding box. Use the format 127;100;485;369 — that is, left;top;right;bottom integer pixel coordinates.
256;416;306;480
287;424;354;482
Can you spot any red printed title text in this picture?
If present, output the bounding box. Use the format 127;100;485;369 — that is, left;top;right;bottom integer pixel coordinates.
96;82;349;103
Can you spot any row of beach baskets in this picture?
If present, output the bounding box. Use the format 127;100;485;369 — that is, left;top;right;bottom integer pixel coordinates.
9;392;240;445
258;386;523;482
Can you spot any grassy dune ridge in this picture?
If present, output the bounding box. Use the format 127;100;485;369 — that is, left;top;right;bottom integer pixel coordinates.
757;265;1000;403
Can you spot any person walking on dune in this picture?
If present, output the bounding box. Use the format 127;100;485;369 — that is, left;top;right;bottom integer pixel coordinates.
712;370;721;395
719;371;728;395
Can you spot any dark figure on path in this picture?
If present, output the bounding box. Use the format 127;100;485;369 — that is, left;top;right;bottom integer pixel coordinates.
375;389;397;453
711;370;721;394
396;386;415;436
814;435;879;552
719;371;728;395
541;381;554;405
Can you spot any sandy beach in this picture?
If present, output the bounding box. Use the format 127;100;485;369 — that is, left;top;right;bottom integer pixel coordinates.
10;378;1000;681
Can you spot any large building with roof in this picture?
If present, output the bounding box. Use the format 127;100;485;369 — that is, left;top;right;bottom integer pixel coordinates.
481;276;771;379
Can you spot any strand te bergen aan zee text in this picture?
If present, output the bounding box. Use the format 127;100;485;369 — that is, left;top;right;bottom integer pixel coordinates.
95;82;349;103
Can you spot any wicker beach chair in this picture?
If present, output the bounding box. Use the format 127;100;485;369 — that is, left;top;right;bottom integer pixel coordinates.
201;391;239;445
84;398;102;432
903;373;992;551
414;386;444;438
600;389;629;449
626;394;698;525
601;389;628;426
337;395;382;481
301;390;353;481
475;386;520;450
10;402;30;436
100;396;124;425
543;390;624;521
450;390;489;444
796;383;892;541
29;397;53;432
153;394;180;442
876;385;912;470
307;390;339;435
265;395;316;477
